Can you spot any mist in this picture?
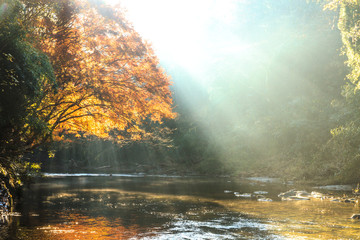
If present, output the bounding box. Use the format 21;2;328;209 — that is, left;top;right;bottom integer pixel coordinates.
156;0;346;176
36;0;352;180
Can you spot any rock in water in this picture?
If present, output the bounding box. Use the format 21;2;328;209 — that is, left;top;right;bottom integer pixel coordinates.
278;189;311;201
257;198;273;202
311;191;324;199
351;214;360;219
254;191;268;195
285;196;310;201
296;191;311;197
278;189;297;198
235;193;253;198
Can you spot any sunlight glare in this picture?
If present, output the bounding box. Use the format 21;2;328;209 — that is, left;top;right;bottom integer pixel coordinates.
106;0;242;72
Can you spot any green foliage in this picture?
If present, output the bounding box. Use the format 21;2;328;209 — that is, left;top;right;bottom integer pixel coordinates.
0;0;55;197
337;2;360;87
312;1;360;182
0;0;55;147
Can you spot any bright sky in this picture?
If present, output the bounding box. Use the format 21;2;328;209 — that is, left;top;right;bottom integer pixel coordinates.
105;0;249;73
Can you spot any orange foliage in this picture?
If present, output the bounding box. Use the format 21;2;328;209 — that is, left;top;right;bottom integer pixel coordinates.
23;0;175;143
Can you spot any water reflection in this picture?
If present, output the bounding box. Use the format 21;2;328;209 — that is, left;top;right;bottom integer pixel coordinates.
1;175;359;239
17;212;142;240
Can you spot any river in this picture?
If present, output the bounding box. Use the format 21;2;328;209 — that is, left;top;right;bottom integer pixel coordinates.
0;174;359;239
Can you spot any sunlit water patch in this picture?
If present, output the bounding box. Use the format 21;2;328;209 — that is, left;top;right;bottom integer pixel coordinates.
136;214;283;240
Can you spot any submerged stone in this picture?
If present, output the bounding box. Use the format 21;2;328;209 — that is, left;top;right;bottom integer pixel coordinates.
257;198;273;202
351;214;360;219
296;191;311;197
311;191;324;198
254;191;268;195
235;193;253;198
278;190;311;201
278;189;297;198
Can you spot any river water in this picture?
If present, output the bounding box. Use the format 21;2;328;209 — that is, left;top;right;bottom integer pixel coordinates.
1;174;360;239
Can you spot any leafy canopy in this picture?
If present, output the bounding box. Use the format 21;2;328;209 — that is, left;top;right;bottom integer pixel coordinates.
21;0;176;144
0;0;176;193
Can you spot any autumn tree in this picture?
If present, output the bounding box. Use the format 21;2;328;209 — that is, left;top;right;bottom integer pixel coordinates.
0;0;175;198
22;0;175;142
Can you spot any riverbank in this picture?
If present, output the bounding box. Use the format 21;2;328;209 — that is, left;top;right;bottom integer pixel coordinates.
0;187;10;224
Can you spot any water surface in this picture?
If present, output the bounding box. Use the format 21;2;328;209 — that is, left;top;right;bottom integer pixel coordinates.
1;174;360;239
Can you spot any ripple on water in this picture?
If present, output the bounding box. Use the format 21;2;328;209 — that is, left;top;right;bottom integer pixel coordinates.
134;215;284;240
